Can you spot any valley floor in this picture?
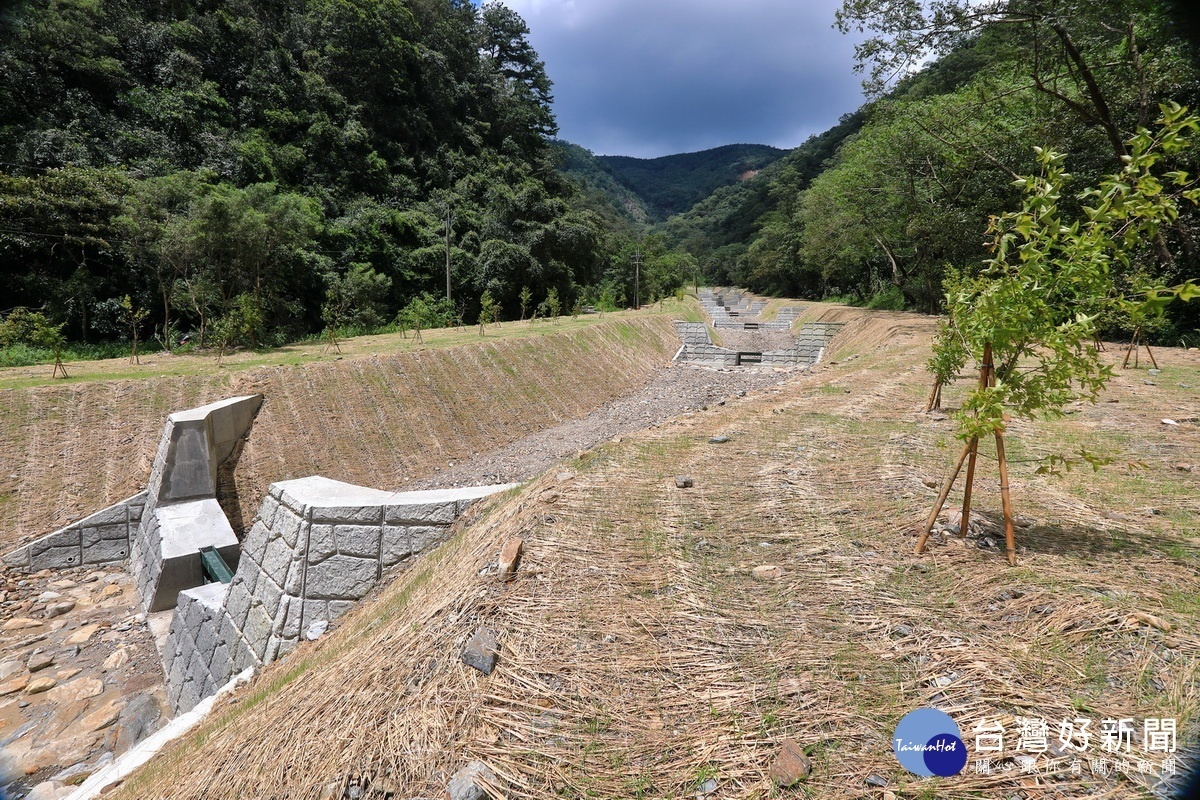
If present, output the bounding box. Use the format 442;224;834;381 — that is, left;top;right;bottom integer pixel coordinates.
96;306;1199;800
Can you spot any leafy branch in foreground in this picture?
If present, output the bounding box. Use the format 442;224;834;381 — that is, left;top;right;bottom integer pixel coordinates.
918;102;1200;562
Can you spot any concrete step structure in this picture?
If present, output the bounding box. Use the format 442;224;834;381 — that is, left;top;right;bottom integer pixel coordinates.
4;393;519;716
674;316;843;368
127;396;263;613
3;395;262;611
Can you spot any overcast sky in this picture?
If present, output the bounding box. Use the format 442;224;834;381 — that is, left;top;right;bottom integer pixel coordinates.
500;0;867;158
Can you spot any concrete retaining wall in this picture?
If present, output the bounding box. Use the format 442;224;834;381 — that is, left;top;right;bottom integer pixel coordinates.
3;392;520;716
163;476;515;713
2;492;147;571
129;396;262;613
712;320;794;331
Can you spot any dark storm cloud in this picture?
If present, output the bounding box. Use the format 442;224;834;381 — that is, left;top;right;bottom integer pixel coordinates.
504;0;866;157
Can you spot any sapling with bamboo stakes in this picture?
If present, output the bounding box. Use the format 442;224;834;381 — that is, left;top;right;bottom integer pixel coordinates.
917;104;1200;564
1121;324;1160;369
917;342;1018;563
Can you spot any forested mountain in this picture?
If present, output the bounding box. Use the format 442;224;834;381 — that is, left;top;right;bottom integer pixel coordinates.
594;144;788;221
648;0;1200;339
5;0;1200;354
0;0;617;348
551;141;651;233
657;113;865;294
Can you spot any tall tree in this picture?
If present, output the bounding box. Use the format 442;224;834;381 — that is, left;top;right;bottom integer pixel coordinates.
478;1;557;156
836;0;1193;163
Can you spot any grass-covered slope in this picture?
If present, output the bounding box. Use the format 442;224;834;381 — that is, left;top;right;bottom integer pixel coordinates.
110;308;1199;800
0;312;681;553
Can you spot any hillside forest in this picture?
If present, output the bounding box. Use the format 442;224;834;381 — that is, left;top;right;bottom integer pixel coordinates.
3;0;1200;358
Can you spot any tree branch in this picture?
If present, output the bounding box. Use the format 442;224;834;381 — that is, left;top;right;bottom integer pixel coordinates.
1048;23;1128;158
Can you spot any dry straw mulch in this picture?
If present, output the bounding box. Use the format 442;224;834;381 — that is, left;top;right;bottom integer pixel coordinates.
0;317;679;553
113;310;1199;799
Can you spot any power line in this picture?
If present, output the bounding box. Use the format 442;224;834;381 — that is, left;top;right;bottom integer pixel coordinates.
631;246;642;309
0;225;112;241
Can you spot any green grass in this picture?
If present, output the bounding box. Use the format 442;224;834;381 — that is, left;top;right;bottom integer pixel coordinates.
0;302;695;391
1161;588;1200;616
0;339;166;367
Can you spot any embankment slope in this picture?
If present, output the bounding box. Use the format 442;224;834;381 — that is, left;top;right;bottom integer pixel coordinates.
109;308;1200;799
0;317;679;552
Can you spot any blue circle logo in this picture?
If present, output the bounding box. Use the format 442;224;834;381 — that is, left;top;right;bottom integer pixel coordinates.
893;708;967;777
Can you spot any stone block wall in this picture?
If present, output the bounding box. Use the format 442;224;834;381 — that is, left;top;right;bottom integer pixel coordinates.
133;498;241;613
162;477;515;713
163;582;232;714
761;322;845;365
672;322;738;366
677;305;843;368
2;492;148;571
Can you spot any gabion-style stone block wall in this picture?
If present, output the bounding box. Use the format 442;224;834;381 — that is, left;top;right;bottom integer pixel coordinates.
163;582;231;714
2;492;147;571
761;321;845;364
133;498;241;614
673;322;738;366
163;476;515;713
682;289;842;367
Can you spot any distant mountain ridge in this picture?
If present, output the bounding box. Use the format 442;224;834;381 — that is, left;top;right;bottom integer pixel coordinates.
556;142;788;223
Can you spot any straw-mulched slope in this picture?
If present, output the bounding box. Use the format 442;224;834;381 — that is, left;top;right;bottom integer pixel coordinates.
111;309;1199;799
0;316;679;552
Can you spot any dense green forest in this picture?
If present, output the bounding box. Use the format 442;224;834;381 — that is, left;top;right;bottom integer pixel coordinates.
4;0;1200;357
552;141;651;232
593;144;788;221
568;0;1200;341
0;0;672;358
554;0;1200;340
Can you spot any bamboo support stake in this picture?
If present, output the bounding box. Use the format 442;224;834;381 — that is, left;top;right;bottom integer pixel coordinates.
915;436;975;554
926;377;942;412
960;343;993;537
994;429;1018;566
960;437;979;537
323;327;341;355
1123;326;1142;368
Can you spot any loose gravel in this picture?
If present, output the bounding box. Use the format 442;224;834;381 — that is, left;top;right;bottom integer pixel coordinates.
405;361;801;490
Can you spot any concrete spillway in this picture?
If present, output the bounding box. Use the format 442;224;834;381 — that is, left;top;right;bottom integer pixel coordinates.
4;396;513;714
675;288;843;367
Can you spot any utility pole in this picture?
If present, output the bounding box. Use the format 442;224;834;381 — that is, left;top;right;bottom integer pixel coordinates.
444;203;453;304
632;247;643;309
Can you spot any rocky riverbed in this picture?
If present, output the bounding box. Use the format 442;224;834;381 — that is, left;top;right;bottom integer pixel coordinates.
0;566;165;800
407;360;801;490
